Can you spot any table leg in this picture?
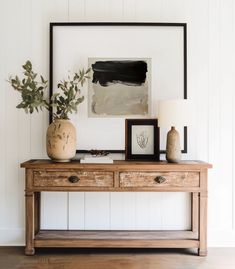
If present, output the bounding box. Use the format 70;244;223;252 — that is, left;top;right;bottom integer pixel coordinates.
25;191;35;255
191;192;199;233
198;171;208;256
34;192;40;234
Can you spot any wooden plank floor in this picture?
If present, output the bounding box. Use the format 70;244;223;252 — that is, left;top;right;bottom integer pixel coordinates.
0;247;235;269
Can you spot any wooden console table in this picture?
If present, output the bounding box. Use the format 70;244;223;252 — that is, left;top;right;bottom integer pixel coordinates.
21;160;212;256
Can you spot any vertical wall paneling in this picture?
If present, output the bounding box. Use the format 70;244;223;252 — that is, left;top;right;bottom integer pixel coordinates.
0;0;32;244
135;193;171;230
33;0;69;230
208;0;222;233
110;192;136;230
148;193;163;230
41;192;68;229
189;0;210;161
161;193;191;230
69;0;85;21
68;193;85;229
84;0;107;21
1;0;235;246
5;0;28;231
135;0;164;21
110;193;124;230
122;0;136;21
104;0;123;21
84;192;110;230
17;0;32;231
208;0;233;233
217;0;234;230
30;0;48;159
233;0;235;231
208;0;235;245
135;193;151;230
0;0;7;229
4;0;19;230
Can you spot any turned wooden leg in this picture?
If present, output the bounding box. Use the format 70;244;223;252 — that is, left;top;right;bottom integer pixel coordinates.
25;191;35;255
198;171;208;256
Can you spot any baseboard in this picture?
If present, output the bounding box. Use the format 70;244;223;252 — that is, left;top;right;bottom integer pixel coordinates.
0;228;25;246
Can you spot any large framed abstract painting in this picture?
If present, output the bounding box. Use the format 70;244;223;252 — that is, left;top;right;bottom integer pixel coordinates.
50;23;187;153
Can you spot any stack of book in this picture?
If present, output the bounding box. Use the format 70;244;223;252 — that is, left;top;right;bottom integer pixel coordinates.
80;155;113;164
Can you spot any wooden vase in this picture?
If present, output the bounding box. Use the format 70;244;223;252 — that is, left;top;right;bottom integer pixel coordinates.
166;126;181;163
46;119;76;162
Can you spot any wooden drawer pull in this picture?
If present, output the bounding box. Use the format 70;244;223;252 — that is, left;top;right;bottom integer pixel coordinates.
154;176;166;184
68;176;80;183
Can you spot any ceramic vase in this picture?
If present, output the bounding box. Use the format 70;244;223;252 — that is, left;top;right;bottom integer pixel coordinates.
166;126;181;163
46;119;76;162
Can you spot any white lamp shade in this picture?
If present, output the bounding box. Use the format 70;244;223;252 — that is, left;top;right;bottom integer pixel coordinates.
158;99;190;128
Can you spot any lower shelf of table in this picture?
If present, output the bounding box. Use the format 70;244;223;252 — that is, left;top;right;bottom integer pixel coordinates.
34;230;199;248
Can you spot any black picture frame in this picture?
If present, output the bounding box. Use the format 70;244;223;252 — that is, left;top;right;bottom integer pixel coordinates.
125;119;159;161
49;22;187;154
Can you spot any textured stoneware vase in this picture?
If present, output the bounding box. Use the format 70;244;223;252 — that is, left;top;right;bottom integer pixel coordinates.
166;126;181;163
46;119;76;162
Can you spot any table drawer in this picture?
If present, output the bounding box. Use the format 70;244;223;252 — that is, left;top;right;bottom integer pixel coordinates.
33;171;114;187
120;172;199;188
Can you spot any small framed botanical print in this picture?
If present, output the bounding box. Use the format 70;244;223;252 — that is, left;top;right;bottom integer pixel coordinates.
125;119;159;161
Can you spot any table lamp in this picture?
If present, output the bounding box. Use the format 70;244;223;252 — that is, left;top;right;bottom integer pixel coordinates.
158;99;189;163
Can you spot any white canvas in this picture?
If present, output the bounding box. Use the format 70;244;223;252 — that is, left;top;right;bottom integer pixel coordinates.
53;25;184;150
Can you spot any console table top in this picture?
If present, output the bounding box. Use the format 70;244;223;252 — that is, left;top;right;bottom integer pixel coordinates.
21;159;212;170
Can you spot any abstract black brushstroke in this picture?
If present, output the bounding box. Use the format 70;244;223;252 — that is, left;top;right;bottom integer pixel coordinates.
91;60;148;87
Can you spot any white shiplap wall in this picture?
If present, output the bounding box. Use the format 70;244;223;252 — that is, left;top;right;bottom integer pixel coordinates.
0;0;235;246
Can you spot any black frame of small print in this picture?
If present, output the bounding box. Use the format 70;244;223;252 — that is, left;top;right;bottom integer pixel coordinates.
125;119;160;161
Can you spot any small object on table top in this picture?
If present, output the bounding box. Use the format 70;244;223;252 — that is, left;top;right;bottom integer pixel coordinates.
90;150;109;157
80;154;113;163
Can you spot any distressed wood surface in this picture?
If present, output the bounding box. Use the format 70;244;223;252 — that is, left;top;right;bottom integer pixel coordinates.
26;186;202;192
120;172;199;188
33;171;114;187
34;239;199;248
21;160;212;170
35;230;198;240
